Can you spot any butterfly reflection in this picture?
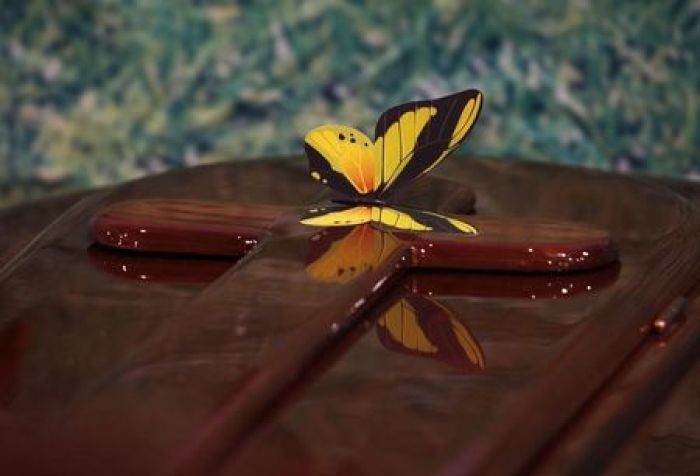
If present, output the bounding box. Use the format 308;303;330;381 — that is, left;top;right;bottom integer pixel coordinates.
305;224;484;372
303;225;619;372
376;294;485;372
305;225;401;283
88;236;618;374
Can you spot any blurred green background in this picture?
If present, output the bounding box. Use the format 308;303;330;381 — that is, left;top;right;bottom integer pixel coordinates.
1;0;698;206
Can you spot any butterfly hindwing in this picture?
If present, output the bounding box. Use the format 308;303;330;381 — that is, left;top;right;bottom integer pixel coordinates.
374;89;483;195
305;125;376;198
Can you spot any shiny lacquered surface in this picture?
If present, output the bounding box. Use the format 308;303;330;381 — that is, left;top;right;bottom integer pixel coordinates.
92;199;617;273
0;158;699;475
86;249;620;374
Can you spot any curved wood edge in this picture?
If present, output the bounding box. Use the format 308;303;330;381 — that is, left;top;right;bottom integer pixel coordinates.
398;214;617;272
90;199;284;257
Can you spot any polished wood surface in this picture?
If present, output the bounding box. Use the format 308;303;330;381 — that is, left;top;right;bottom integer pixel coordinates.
0;190;88;268
0;157;698;475
91;198;617;272
87;245;620;300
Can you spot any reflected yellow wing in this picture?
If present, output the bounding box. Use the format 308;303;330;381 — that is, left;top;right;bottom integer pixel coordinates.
305;125;376;197
377;295;485;370
305;224;400;283
451;315;485;369
378;300;437;354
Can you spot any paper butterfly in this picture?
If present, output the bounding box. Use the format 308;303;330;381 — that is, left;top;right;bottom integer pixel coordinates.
301;89;483;234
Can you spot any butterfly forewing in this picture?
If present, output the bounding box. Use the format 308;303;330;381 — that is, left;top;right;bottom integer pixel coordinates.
374;89;483;196
373;105;437;193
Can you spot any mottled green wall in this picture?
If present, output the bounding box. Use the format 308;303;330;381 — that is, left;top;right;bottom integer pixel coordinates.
1;0;698;204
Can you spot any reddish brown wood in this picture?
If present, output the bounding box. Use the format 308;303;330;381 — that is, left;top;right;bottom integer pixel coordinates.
87;244;619;300
408;265;620;299
86;172;615;475
91;199;617;272
0;157;698;476
91;199;286;257
532;298;700;475
400;217;615;271
87;246;236;283
87;245;620;383
86;177;620;475
435;164;700;476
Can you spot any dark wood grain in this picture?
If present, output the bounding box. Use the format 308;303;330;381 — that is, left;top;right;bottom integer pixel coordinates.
0;157;698;476
0;190;89;268
593;179;700;476
434;161;700;476
531;298;700;475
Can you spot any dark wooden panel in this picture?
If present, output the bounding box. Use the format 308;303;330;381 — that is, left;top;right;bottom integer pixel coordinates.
0;157;698;476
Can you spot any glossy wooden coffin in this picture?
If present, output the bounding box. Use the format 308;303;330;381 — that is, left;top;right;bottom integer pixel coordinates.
0;157;698;475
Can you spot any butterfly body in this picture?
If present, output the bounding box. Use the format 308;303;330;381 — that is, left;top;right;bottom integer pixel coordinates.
303;89;483;235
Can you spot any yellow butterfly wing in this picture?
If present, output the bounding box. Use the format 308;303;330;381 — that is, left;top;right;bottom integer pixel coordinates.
304;125;376;197
374;89;483;194
373;106;437;191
